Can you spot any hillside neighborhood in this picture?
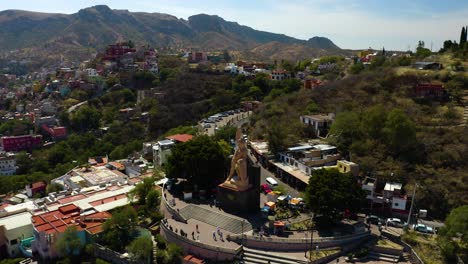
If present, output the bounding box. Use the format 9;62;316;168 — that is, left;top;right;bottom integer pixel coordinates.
0;4;467;264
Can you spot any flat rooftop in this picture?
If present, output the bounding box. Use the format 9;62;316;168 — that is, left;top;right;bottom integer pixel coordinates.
70;166;127;186
0;211;32;230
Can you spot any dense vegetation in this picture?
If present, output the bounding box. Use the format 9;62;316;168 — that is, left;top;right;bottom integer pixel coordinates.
250;64;468;220
305;169;366;223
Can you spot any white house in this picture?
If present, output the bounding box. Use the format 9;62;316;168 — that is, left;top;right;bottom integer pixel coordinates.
300;113;335;137
84;68;98;77
271;70;291;81
153;139;175;166
0;211;33;257
0;153;16;176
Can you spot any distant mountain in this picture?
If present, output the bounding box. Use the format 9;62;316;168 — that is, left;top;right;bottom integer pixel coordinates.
0;5;343;61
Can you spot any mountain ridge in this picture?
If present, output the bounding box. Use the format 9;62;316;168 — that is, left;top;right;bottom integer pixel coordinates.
0;5;342;61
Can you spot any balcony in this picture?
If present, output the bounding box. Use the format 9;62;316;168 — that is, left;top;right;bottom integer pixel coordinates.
19;237;35;257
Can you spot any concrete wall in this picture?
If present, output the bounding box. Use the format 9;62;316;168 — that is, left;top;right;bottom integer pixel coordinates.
229;231;371;251
94;243;135;264
160;223;240;262
381;230;424;264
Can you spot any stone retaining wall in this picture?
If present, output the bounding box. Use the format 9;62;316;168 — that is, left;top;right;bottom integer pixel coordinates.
229;231;371;251
93;243;135;264
162;184;188;223
160;222;241;261
381;230;424;264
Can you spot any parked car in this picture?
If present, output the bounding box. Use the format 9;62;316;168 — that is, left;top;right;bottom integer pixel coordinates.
386;218;405;227
261;184;272;194
414;224;434;234
266;177;278;187
366;215;383;225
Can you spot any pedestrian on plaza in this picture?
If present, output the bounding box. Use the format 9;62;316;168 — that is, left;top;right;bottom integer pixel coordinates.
336;258;339;263
192;231;195;239
213;231;217;241
196;224;199;233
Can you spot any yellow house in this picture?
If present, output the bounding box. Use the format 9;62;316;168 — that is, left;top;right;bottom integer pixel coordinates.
336;160;359;176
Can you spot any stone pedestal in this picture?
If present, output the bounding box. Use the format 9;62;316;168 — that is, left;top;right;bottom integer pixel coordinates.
216;160;260;214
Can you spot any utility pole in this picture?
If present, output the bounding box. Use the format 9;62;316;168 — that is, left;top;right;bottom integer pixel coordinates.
406;183;417;230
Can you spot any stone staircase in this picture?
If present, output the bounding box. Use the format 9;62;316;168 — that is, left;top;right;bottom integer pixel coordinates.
241;247;309;264
179;205;253;234
368;251;400;263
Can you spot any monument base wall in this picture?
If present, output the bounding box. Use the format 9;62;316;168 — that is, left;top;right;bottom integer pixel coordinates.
216;184;260;214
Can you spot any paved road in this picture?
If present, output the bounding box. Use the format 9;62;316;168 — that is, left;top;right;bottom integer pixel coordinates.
248;151;300;198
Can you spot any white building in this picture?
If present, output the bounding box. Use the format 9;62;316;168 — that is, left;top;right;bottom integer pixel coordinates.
84;68;98;77
0;211;33;257
300;113;335;137
0;153;16;176
153;139;175;166
40;100;57;115
271;70;291;81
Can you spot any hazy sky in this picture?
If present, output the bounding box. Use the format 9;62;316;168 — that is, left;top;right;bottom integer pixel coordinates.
1;0;467;50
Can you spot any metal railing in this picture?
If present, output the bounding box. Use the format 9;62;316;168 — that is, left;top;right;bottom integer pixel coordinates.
229;231;370;244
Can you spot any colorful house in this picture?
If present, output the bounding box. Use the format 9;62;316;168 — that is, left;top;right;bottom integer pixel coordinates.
31;204;111;260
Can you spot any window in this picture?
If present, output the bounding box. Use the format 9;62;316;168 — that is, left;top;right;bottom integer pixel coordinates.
394;203;399;207
10;239;18;245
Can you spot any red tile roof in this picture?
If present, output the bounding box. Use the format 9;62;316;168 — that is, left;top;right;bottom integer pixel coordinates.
31;182;47;190
166;134;193;143
89;193;127;206
32;205;111;235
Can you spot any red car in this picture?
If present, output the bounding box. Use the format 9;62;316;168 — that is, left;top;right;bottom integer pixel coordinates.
261;184;272;194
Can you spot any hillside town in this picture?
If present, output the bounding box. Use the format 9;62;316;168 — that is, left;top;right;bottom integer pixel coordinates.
0;3;467;264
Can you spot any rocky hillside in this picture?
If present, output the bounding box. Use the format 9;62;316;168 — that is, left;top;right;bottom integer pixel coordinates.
0;5;342;61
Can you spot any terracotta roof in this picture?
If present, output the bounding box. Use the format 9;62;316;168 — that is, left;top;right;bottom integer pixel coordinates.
89;193;127;206
31;181;46;189
32;205;111;235
166;134;193;143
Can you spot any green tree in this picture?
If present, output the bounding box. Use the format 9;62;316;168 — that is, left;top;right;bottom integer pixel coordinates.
362;104;387;139
382;109;416;156
415;41;432;58
440;205;468;244
266;117;288;156
128;177;157;205
304;169;366;223
437;205;468;262
55;226;83;258
350;62;364;74
128;236;153;264
329;112;363;152
165;136;228;189
70;105;102;132
15;152;31;174
163;243;183;264
460;26;466;46
146;189;161;211
102;206;138;251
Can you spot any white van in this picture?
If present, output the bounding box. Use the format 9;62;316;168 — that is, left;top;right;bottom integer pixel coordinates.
266;177;278;187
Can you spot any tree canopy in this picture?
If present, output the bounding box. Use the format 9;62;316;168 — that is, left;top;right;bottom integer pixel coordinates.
128;236;153;264
165;136;228;189
55;226;83;258
304;168;366;223
102;206;138;251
